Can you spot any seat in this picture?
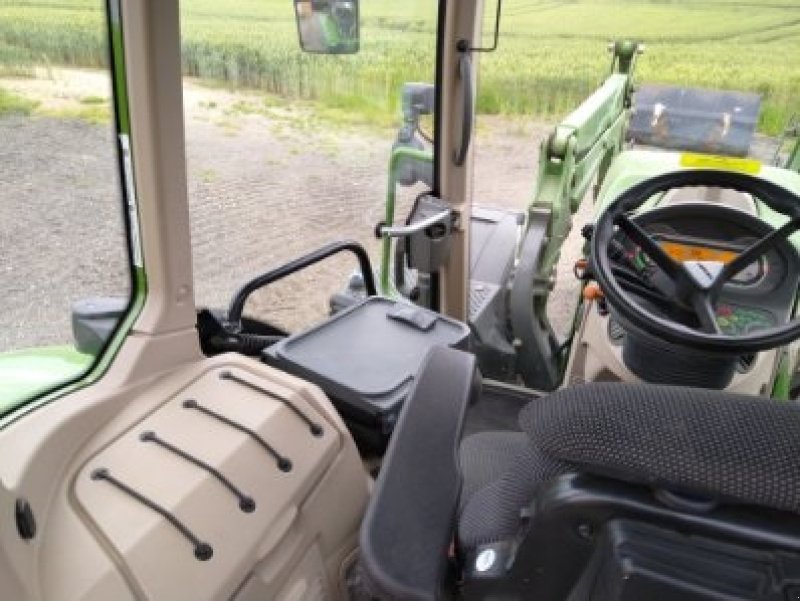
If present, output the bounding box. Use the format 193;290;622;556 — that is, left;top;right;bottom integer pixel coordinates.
459;382;800;551
359;347;800;601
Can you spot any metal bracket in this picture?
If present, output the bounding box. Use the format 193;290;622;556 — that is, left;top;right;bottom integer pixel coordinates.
509;208;561;391
456;0;502;54
383;196;458;306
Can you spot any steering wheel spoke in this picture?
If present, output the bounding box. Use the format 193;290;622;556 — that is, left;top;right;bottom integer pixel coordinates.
713;216;800;293
691;293;721;335
615;213;683;281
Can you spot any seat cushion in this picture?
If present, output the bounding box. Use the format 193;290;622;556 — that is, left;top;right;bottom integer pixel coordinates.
457;382;800;551
459;431;531;505
522;383;800;514
458;432;564;548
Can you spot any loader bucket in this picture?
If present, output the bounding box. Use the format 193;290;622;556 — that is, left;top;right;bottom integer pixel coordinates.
629;85;761;157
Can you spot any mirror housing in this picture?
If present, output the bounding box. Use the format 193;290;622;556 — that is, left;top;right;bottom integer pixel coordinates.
294;0;359;54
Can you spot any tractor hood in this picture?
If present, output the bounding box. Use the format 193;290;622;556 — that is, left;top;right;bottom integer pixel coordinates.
597;150;800;236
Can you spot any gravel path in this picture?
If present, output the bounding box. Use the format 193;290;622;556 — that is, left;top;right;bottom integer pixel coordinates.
0;116;130;351
0;79;590;352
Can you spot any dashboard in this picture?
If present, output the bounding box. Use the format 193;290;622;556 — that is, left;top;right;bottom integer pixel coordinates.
612;201;800;337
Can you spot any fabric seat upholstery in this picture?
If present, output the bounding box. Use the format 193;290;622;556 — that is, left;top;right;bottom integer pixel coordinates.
459;431;531;505
457;382;800;551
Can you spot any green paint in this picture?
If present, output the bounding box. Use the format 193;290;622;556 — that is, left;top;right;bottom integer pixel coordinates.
380;146;433;294
772;352;792;401
0;347;93;414
529;44;639;313
0;267;146;428
319;14;343;47
787;137;800;174
108;0;130;135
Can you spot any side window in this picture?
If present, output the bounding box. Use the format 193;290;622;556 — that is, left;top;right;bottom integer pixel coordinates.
0;1;134;414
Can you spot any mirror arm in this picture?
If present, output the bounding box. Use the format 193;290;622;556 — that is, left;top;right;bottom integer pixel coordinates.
456;0;502;54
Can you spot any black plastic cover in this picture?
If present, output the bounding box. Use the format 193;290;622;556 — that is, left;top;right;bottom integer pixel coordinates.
570;519;800;601
359;346;480;601
263;297;470;445
71;297;128;355
463;473;800;600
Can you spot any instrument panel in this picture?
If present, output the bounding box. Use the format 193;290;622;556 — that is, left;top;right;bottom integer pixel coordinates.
713;303;776;336
658;239;762;285
613;203;798;336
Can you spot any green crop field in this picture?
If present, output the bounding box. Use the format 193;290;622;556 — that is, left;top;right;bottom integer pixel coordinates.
0;0;798;133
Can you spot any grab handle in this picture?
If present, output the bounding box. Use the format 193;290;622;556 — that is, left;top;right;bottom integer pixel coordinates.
453;53;474;167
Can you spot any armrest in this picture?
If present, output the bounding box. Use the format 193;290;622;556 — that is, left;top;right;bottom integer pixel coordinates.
359;346;480;601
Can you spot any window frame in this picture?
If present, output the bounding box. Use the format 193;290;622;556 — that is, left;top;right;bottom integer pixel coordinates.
0;0;145;426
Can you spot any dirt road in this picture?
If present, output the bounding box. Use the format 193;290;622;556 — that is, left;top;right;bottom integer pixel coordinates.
0;70;589;352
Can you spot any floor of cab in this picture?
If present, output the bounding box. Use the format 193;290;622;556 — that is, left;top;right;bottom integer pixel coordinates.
463;381;539;437
361;382;536;476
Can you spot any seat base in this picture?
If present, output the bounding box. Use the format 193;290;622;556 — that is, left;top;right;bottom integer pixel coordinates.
462;473;800;601
570;519;800;601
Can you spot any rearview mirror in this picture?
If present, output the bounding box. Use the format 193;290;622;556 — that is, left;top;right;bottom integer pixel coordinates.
294;0;360;54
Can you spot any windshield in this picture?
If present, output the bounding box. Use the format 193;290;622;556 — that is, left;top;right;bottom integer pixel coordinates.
1;0;798;404
471;0;800;340
181;0;440;331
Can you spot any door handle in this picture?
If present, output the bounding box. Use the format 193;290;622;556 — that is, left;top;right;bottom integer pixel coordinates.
379;209;453;238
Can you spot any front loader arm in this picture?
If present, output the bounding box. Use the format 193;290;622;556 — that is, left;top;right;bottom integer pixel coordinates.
510;41;642;389
529;42;642;289
785;120;800;173
375;42;643;391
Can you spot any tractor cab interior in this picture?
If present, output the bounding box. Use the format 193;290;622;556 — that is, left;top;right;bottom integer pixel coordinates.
225;164;800;599
2;1;800;601
349;163;800;600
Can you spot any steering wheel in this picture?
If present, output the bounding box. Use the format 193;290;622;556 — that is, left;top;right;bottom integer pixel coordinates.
592;169;800;353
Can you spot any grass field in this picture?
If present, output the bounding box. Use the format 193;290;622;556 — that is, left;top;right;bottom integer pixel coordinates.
0;86;36;116
0;0;798;133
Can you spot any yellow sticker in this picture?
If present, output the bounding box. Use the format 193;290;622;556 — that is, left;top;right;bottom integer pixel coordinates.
680;153;761;175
